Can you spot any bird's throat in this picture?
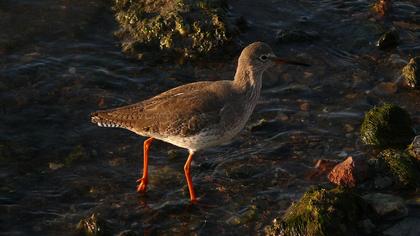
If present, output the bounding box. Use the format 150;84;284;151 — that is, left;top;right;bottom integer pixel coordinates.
233;67;263;100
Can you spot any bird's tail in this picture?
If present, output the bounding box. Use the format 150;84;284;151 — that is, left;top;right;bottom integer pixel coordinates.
91;111;124;128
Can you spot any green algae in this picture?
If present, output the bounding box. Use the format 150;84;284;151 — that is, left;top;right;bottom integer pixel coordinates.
265;187;368;236
113;0;231;61
360;103;415;148
377;149;419;188
402;56;420;89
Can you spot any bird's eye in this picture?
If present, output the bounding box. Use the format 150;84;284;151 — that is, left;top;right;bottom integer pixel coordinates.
259;55;268;61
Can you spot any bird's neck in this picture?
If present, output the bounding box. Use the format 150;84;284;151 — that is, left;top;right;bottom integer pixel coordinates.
233;65;263;101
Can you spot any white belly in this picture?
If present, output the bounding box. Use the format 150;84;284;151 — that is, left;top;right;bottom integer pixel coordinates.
158;125;243;151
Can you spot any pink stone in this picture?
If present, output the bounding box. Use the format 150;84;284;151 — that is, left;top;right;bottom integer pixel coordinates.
328;156;368;188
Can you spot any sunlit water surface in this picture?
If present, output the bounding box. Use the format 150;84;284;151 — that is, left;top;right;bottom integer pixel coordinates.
0;0;419;234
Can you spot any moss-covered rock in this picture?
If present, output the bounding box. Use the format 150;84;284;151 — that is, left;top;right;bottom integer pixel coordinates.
377;149;419;188
113;0;232;61
360;103;415;148
402;56;420;89
264;187;369;236
371;0;392;17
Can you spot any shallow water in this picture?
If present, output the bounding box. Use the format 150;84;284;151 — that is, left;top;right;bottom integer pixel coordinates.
0;0;419;235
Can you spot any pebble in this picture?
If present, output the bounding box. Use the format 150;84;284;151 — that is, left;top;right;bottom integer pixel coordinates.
48;162;64;170
299;102;310;111
363;193;408;220
372;82;398;95
328;156;368;188
344;124;355;133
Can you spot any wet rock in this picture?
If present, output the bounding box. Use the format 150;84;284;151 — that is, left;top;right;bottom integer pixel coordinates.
372;0;392;17
372;82;398;95
377;149;419;188
65;145;90;166
363;193;407;220
374;176;393;189
360;103;415;148
401;56;420;89
383;217;420;236
113;0;232;61
76;213;112;236
299;102;310;111
264;187;369;236
328;156;368;188
227;205;257;225
167;149;185;160
226;163;264;179
358;219;376;235
377;30;399;50
407;136;420;161
275;29;319;43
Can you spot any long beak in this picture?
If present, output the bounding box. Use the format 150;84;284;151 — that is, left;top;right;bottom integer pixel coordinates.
272;57;310;67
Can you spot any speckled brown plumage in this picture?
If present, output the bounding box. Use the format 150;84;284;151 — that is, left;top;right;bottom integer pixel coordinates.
90;42;309;202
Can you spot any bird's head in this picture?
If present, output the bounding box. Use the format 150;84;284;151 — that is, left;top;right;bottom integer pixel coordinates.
239;42;310;71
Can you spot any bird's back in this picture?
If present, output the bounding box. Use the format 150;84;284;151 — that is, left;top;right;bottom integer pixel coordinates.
91;80;247;147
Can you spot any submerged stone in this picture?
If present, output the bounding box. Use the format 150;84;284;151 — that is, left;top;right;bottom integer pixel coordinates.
65;145;90;166
363;193;407;220
113;0;232;61
76;213;112;236
401;56;420;89
360;103;415;148
227;205;257;225
264;187;369;236
376;30;399;50
377;149;419;188
275;29;319;44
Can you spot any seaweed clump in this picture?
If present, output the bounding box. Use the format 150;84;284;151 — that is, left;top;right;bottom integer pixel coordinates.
113;0;231;61
377;149;419;188
264;187;369;236
360;103;415;148
401;56;420;89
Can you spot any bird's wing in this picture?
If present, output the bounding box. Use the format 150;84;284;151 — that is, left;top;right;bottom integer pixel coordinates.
91;81;231;137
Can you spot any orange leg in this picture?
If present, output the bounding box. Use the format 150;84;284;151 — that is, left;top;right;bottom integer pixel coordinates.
137;137;154;193
184;150;197;203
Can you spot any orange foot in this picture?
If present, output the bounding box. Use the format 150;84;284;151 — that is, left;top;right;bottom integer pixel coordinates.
136;178;148;193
